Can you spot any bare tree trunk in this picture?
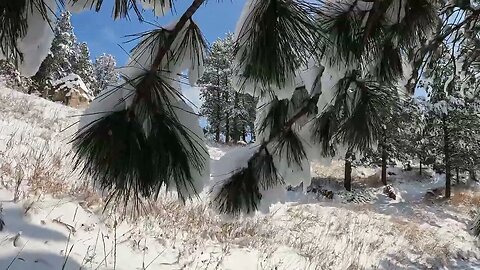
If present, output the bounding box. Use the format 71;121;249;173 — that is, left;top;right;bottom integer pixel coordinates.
215;124;221;142
443;115;451;198
345;151;353;192
456;167;459;184
225;120;230;143
42;87;49;99
381;130;387;185
224;87;230;143
419;159;422;176
225;93;231;143
232;92;240;142
381;148;387;186
214;69;222;143
471;170;477;182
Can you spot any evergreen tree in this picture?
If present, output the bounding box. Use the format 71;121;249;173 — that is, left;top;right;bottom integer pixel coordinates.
45;11;77;79
93;53;119;96
33;11;97;100
422;40;480;197
72;42;98;93
199;33;256;143
200;85;226;142
33;11;77;97
393;97;433;175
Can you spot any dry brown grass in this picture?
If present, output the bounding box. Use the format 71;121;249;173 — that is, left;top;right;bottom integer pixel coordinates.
70;185;103;210
391;216;453;265
450;189;480;208
357;173;384;188
25;149;70;197
391;217;425;243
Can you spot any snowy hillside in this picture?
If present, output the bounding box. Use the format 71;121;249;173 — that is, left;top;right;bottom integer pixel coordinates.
0;84;480;269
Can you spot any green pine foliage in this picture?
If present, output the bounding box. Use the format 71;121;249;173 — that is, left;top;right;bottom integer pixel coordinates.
199;34;257;143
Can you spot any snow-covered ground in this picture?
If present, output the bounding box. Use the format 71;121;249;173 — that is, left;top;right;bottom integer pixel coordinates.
0;84;479;269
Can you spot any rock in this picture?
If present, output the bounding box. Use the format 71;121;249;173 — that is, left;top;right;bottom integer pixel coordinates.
383;185;396;200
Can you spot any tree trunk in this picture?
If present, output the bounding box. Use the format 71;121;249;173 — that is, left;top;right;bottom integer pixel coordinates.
381;130;387;185
214;69;222;143
456;167;459;184
224;91;230;143
242;127;247;142
215;125;221;142
470;170;477;182
42;87;49;99
344;151;353;191
443;115;451;199
232;92;240;142
419;159;422;176
381;147;387;186
225;119;230;143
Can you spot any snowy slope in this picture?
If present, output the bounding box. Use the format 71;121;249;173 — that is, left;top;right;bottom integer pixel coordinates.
0;84;480;269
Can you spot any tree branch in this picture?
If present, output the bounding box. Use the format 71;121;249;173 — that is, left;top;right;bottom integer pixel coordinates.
150;0;205;72
406;9;480;93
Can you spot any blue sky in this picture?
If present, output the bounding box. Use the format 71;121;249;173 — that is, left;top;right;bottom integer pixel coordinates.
71;0;246;64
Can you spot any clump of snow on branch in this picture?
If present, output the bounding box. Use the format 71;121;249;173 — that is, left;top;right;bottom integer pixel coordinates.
211;145;261;183
123;19;205;86
78;82;133;130
0;0;56;77
385;0;407;25
209;145;260;206
78;17;209;200
167;99;211;195
299;58;323;96
231;0;297;99
272;147;311;191
83;16;206;128
139;0;172;17
168;23;206;86
317;63;347;113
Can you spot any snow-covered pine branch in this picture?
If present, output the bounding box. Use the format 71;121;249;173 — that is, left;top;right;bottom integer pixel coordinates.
72;0;210;209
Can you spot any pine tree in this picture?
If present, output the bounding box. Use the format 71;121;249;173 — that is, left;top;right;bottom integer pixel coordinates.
93;53;119;96
33;11;97;100
392;97;432;175
200;85;226;142
33;11;77;98
73;42;98;93
199;33;256;143
45;11;77;79
421;42;480;197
